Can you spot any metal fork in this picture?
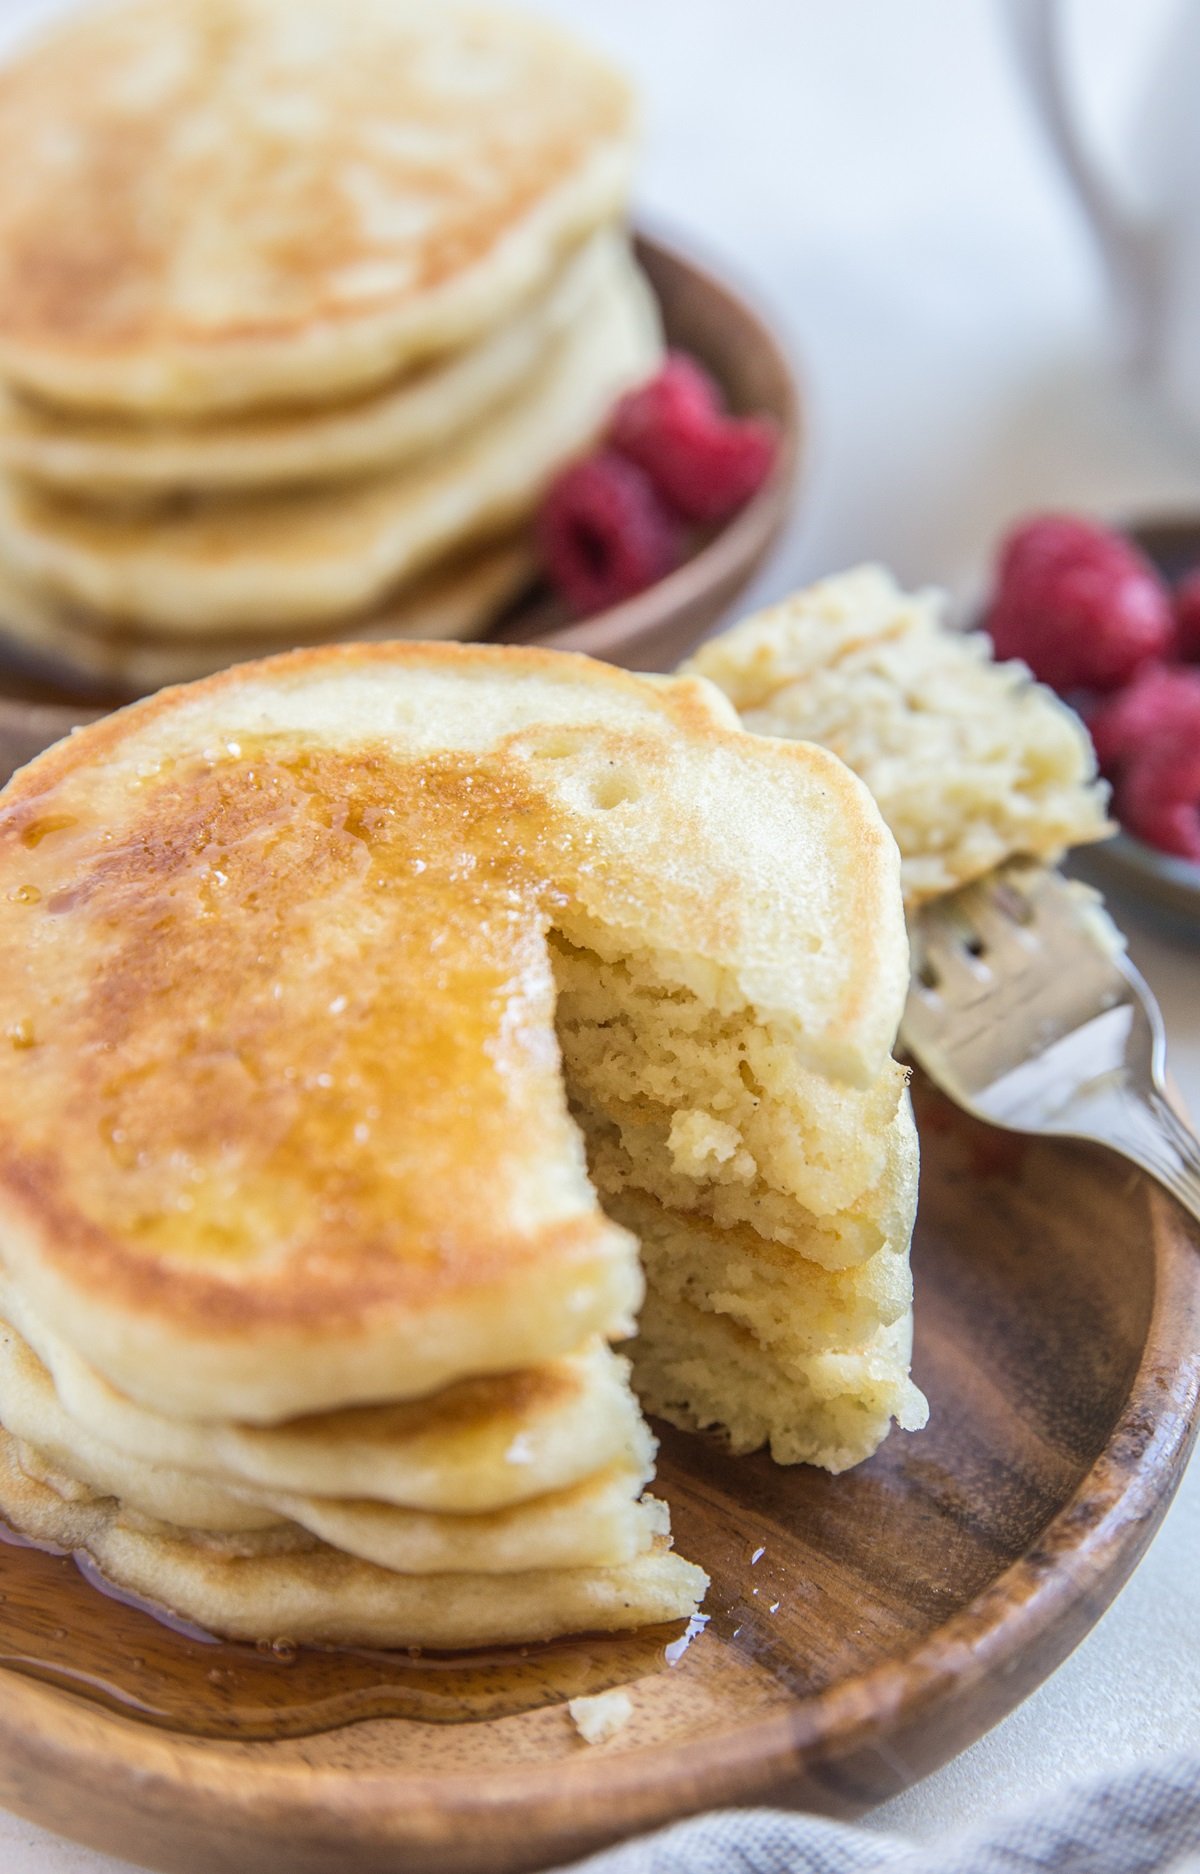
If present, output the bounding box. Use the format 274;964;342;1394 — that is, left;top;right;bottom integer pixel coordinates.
903;861;1200;1226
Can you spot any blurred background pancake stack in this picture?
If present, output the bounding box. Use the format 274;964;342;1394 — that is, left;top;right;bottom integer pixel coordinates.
0;0;661;696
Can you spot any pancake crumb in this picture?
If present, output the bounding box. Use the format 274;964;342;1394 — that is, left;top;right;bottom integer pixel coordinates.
568;1688;633;1745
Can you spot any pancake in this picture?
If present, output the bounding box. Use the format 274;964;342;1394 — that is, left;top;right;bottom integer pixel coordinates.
0;1303;665;1572
0;246;658;634
632;1292;925;1476
548;918;925;1471
551;931;917;1272
687;566;1112;906
0;1431;705;1646
0;232;620;498
245;1466;666;1576
0;641;911;1439
0;1272;642;1513
0;0;636;416
0;537;534;698
0;1315;284;1534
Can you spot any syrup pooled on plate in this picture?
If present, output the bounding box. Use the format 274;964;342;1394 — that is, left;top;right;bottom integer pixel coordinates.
0;1517;699;1740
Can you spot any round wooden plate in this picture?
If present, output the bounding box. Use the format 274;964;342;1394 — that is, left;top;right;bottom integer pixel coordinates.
0;1080;1197;1874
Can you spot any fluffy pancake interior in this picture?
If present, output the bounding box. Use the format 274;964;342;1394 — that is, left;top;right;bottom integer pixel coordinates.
546;933;925;1472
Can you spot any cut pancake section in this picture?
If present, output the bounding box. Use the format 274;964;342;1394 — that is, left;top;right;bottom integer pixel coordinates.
548;930;925;1470
0;639;923;1645
0;642;910;1428
633;1292;925;1476
687;566;1111;907
550;931;913;1268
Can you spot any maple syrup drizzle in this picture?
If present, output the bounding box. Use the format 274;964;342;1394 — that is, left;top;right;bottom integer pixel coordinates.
0;1520;702;1739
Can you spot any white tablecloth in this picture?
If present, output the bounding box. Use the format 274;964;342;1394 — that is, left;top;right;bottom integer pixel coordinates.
0;2;1196;1866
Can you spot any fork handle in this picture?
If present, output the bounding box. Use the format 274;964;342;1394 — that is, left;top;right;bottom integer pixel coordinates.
1100;1085;1200;1229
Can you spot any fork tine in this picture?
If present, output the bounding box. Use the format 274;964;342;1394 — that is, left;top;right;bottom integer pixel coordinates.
901;860;1198;1196
949;879;1037;969
911;901;992;997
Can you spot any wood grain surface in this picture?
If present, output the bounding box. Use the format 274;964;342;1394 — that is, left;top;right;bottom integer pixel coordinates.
0;1081;1196;1874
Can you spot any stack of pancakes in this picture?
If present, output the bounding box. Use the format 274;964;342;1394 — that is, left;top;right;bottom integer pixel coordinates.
0;0;658;696
0;642;922;1647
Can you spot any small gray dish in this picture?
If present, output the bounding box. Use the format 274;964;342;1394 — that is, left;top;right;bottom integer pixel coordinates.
1071;833;1200;946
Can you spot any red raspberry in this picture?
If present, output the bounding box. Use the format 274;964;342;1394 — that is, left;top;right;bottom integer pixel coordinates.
613;352;724;443
537;448;683;616
1086;663;1200;773
986;514;1174;692
660;417;779;524
1120;741;1200;862
611;352;779;523
1172;567;1200;661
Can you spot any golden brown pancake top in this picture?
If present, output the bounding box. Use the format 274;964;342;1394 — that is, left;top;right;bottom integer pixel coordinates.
0;735;620;1327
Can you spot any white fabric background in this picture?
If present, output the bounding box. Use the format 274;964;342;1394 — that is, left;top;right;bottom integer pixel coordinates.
0;1;1196;1866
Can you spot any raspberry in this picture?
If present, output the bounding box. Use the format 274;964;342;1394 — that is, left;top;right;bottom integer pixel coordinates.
536;448;683;616
986;514;1174;692
613;352;724;445
660;418;779;523
1173;566;1200;660
1120;741;1200;862
1086;663;1200;773
611;352;779;523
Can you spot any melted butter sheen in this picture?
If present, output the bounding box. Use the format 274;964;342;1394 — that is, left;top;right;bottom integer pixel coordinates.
0;738;597;1279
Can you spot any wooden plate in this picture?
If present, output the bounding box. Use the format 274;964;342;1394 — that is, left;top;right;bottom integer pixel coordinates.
0;230;801;775
0;1081;1197;1874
